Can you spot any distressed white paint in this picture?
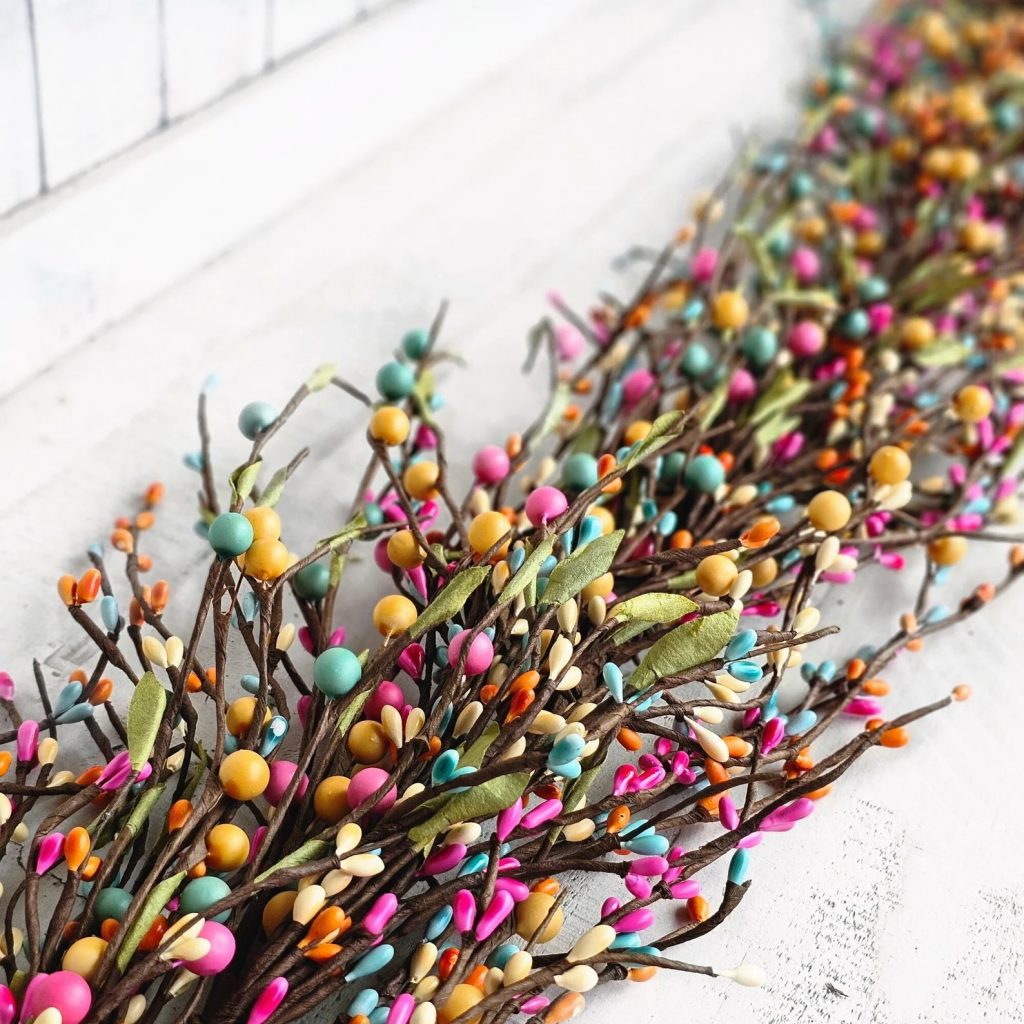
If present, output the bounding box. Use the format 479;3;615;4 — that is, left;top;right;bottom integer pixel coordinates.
0;0;41;212
31;0;162;186
0;1;1021;1020
163;0;268;119
269;0;356;59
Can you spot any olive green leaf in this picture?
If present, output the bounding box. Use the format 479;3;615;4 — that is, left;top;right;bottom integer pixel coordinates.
117;871;185;972
229;459;262;503
408;772;531;852
610;593;697;625
618;411;685;472
254;839;332;883
542;530;624;607
127;672;167;770
410;566;491;639
629;608;739;691
499;536;556;606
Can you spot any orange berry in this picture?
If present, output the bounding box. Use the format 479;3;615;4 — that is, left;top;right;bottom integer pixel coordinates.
880;727;910;748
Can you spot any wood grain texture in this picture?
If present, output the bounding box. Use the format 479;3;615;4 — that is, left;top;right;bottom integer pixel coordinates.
1;1;1021;1020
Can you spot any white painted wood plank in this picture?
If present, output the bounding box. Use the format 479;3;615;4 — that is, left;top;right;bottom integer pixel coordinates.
0;0;41;213
31;0;162;186
269;0;356;59
0;0;595;398
163;0;268;120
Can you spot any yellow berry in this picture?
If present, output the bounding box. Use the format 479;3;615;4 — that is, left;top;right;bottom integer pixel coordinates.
623;420;652;445
514;892;564;942
313;776;350;822
244;539;290;581
373;594;418;637
948;148;980;181
262;890;298;935
749;556;778;588
348;722;389;764
468;511;512;557
403;461;440;501
62;936;108;981
244;506;282;541
807;490;852;532
440;985;484;1024
218;750;270;802
695;554;738;597
369;406;411;446
953;384;992;423
226;696;271;738
869;445;912;485
959;220;995;254
387;529;426;569
206;822;251;871
581;573;614;603
711;291;749;331
900;317;935;350
927;535;968;566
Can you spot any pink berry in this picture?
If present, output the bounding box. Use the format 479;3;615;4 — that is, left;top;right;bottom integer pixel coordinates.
787;319;825;357
472;445;511;484
264;761;308;807
554;324;586;361
447;631;493;676
347;767;397;812
190;921;237;976
525;486;567;526
364;680;405;721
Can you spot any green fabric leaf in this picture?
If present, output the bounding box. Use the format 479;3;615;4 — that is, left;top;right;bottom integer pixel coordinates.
700;379;729;429
307;363;337;392
230;460;262;503
460;724;499;769
768;289;838;311
499;537;555;606
754;412;801;450
127;672;167;770
255;839;331;883
630;608;739;691
260;466;290;508
570;423;603;456
338;691;371;737
123;783;165;838
667;569;697;591
116;871;184;972
408;772;531;852
749;371;812;427
542;530;624;607
610;593;697;625
612;619;660;645
316;512;368;552
618;412;685;472
410;566;491;639
914;339;973;367
536;383;571;443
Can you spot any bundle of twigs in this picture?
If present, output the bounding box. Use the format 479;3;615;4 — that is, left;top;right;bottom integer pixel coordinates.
2;2;1024;1023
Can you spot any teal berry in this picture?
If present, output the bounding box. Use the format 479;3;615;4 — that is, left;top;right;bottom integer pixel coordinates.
788;171;815;200
681;342;712;378
659;451;685;485
94;887;133;922
741;326;778;369
180;876;232;923
208;512;254;558
294;562;331;602
858;276;889;302
828;64;855;94
994;101;1020;134
313;646;362;698
837;308;870;339
561;453;599;491
684;453;725;493
402;328;430;360
375;361;415;400
238;401;278;440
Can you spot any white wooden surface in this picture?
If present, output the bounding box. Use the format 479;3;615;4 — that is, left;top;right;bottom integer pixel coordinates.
1;1;1022;1020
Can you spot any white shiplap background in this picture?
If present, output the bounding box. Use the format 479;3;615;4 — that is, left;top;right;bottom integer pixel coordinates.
0;1;1022;1021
